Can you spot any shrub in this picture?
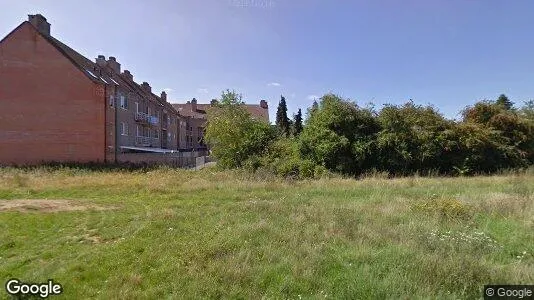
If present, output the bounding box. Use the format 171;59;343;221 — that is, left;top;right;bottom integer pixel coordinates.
412;198;472;221
299;94;380;175
205;90;276;168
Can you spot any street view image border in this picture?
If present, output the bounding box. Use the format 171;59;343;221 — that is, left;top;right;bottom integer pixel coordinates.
1;1;533;299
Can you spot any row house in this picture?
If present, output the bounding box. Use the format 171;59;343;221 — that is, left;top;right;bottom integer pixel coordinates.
172;98;269;151
0;14;187;165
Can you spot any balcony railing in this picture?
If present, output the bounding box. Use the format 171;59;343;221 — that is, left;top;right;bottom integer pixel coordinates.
135;136;160;147
135;136;151;147
135;112;149;123
135;112;159;126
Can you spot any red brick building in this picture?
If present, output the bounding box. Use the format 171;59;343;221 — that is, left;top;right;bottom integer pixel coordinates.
172;98;269;150
0;14;183;165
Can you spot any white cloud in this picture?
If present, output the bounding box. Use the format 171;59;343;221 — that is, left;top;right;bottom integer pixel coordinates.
267;82;281;87
289;93;296;98
307;94;319;101
197;88;209;94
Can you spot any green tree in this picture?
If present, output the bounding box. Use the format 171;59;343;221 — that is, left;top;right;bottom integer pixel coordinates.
519;100;534;122
205;90;275;168
305;100;319;123
496;94;514;110
376;102;455;174
276;95;290;136
299;94;380;174
461;99;534;168
293;109;303;136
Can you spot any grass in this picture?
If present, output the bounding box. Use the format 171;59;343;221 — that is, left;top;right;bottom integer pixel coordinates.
0;167;533;299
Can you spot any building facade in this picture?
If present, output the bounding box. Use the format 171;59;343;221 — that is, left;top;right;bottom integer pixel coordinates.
0;14;184;165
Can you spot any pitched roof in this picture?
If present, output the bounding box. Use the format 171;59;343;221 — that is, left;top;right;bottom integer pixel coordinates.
12;20;179;116
171;102;270;123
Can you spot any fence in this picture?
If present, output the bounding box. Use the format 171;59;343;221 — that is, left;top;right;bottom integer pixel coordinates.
117;151;211;169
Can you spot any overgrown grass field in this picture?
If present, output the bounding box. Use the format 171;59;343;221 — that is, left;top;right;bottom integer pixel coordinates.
0;167;533;299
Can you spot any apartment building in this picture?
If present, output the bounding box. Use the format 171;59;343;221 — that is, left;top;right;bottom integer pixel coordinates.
0;14;183;165
172;98;269;150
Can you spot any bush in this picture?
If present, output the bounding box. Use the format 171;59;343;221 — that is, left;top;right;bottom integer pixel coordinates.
376;102;455;174
299;94;380;175
205;90;276;168
208;91;534;179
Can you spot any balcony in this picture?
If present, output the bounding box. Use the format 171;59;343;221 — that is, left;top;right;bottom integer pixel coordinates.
135;112;149;124
135;136;151;147
135;136;161;147
135;112;159;127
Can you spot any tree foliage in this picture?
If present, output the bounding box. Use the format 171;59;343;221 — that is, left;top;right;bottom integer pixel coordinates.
299;94;380;174
376;102;456;174
519;100;534;122
204;90;275;168
293;109;303;136
495;94;514;110
208;91;534;177
276;95;290;136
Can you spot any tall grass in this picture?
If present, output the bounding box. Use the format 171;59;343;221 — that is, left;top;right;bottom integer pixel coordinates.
0;167;532;299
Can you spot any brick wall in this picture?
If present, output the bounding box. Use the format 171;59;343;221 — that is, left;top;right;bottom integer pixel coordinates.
0;23;105;165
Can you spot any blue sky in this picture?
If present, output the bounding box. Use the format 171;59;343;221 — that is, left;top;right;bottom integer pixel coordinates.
2;0;534;121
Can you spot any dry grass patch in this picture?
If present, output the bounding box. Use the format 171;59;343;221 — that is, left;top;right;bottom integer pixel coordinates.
459;192;533;216
0;199;114;213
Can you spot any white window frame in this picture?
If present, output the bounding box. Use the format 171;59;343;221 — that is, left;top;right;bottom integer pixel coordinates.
121;122;128;136
109;95;115;107
135;102;139;113
120;95;128;109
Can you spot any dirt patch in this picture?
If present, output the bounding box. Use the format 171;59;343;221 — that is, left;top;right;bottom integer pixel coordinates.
0;199;113;213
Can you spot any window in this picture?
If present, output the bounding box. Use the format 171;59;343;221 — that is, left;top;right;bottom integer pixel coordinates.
121;122;129;136
136;125;141;137
109;95;114;107
154;130;159;139
135;102;139;113
120;95;128;109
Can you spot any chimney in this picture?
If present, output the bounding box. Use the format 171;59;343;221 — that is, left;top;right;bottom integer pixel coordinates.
95;55;107;67
161;91;167;102
191;98;197;112
141;82;151;93
107;56;121;73
122;70;133;81
210;99;218;106
260;100;268;109
28;14;50;36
